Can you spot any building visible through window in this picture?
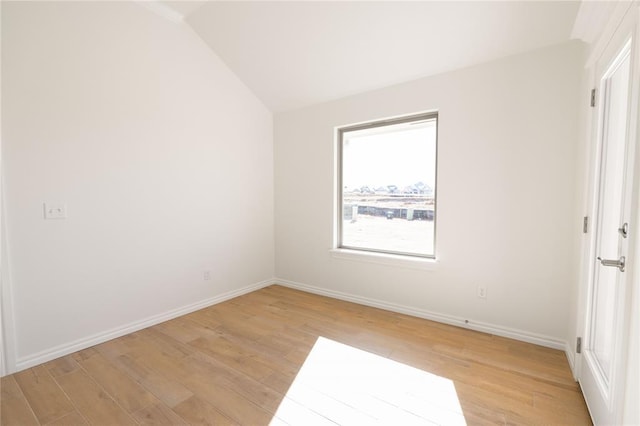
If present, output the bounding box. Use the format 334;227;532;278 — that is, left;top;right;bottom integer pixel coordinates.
338;112;437;258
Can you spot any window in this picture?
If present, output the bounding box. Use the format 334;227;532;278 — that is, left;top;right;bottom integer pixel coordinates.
338;112;438;258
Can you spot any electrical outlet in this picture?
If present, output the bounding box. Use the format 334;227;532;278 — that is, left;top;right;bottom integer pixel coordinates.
477;285;487;299
203;270;211;281
44;203;67;219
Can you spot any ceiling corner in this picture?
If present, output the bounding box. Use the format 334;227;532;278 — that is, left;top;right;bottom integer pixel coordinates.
570;1;620;43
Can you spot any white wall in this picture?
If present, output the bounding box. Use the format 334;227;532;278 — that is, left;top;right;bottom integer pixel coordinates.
1;1;274;372
275;41;584;345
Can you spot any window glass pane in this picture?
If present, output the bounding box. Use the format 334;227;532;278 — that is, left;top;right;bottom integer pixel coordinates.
341;115;437;257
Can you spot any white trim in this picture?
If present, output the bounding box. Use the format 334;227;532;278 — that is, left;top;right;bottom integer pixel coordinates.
566;341;578;379
12;279;273;373
1;185;18;377
275;278;566;351
571;1;619;45
329;248;437;271
584;1;637;69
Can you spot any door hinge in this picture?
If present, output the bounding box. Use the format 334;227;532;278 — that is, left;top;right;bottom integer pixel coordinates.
583;216;589;233
590;89;596;107
576;337;582;354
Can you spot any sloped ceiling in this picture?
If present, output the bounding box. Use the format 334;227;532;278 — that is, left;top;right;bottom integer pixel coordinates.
173;1;581;113
159;1;206;20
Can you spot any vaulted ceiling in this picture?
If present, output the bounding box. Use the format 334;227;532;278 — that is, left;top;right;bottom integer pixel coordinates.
158;1;583;113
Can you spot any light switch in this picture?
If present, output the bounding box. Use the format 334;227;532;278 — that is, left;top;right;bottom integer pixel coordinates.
44;203;67;219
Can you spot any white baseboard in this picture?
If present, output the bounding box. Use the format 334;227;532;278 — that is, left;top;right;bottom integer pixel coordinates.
11;277;571;374
12;279;273;373
275;278;567;351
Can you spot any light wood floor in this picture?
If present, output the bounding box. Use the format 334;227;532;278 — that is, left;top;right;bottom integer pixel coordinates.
1;285;591;425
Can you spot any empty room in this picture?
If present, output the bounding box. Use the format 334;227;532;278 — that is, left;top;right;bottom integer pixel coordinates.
1;1;639;425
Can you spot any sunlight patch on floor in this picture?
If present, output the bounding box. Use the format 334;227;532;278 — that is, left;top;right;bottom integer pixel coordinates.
270;337;466;425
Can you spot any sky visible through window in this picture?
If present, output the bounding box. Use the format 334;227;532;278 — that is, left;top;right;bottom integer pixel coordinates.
343;120;436;191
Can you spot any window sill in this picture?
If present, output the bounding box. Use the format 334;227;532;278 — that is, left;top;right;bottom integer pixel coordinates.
329;248;437;270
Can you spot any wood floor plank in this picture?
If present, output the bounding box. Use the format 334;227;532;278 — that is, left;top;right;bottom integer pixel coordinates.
13;365;75;424
93;334;141;360
132;401;188;425
137;327;195;359
152;316;219;344
73;350;157;413
186;351;284;413
43;356;80;378
172;395;238;425
186;382;272;425
1;285;591;425
187;335;275;380
110;353;194;408
70;348;99;363
54;369;136;425
281;380;378;425
192;325;301;379
115;336;194;386
272;396;344;426
0;375;40;426
43;410;88;425
260;369;299;395
532;391;593;423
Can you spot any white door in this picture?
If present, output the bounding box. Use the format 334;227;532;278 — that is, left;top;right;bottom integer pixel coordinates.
580;20;638;426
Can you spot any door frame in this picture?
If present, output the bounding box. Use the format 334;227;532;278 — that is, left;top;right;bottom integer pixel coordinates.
576;4;640;424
